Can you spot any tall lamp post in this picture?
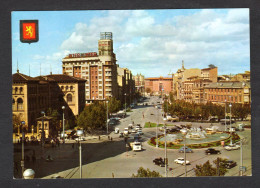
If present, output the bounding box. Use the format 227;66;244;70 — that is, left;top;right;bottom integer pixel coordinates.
41;111;45;147
229;102;232;145
164;124;168;177
77;129;84;179
225;99;227;131
21;121;25;178
182;129;188;177
62;106;65;144
156;108;159;148
106;100;109;134
124;93;127;113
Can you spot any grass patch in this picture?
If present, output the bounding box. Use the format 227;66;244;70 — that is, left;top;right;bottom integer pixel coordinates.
144;122;173;128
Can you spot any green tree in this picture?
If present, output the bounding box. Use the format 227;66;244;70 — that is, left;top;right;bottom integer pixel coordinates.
77;102;106;132
232;103;251;120
132;167;162;178
108;97;121;114
193;106;202;120
195;160;216;176
213;157;228;176
195;158;228;177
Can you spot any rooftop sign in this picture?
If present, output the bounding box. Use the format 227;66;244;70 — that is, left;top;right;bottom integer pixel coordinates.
68;52;98;58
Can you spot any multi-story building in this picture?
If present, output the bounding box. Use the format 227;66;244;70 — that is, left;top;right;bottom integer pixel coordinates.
133;73;145;96
204;81;251;105
144;77;172;96
231;71;250;82
62;32;118;104
173;61;218;102
12;71;86;132
117;67;135;104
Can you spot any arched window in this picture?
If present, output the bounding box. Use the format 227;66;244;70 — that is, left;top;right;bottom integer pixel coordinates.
66;86;69;90
15;87;18;94
70;86;73;90
12;98;15;110
61;86;64;90
67;94;72;102
19;87;23;94
17;98;23;110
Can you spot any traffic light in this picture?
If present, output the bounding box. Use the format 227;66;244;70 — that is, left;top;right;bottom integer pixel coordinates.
20;20;39;43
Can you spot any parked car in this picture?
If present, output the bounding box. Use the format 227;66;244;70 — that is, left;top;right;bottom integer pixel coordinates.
179;146;193;153
224;144;240;151
224;160;237;169
131;129;137;133
137;130;143;135
174;157;190;165
75;137;86;141
119;132;124;138
114;128;120;134
128;123;133;129
205;148;221;155
124;128;129;135
153;157;165;167
134;134;141;142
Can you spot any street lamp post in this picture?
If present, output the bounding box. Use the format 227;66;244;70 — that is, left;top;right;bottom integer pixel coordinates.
124;93;127;113
62;106;65;144
182;129;188;177
156;108;159;148
229;102;232;145
41;111;45;147
164;124;168;177
77;129;84;179
225;99;227;131
21;121;25;178
106;100;109;134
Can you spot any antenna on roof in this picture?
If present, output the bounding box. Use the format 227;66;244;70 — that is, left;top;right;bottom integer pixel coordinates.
17;59;19;73
50;64;52;75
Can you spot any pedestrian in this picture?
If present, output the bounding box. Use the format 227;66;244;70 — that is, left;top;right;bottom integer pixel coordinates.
110;137;113;141
112;173;114;178
98;136;100;140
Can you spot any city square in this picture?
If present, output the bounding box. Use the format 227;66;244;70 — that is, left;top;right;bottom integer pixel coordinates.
11;9;251;179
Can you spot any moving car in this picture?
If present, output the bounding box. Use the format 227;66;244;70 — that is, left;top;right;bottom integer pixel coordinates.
205;148;221;155
132;142;142;151
224;144;240;151
75;137;86;141
131;129;137;133
179;146;193;153
167;115;180;122
153;157;165;167
225;160;237;169
174;157;190;165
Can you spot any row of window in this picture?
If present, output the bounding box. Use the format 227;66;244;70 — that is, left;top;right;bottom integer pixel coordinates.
12;87;23;94
208;95;242;102
208;88;239;93
60;85;74;91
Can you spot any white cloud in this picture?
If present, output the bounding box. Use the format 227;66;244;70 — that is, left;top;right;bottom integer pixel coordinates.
59;9;249;77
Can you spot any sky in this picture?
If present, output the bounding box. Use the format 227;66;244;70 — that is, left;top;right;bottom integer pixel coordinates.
12;9;250;78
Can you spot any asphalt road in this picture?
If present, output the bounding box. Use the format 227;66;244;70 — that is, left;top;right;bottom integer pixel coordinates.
40;96;251;179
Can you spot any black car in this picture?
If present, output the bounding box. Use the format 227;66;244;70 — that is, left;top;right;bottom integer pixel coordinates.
225;160;237;169
205;148;221;155
153;157;165;167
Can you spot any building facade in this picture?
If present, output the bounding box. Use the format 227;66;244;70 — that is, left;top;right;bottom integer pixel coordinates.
204;81;251;105
62;32;118;104
133;73;145;96
144;77;173;96
12;72;86;132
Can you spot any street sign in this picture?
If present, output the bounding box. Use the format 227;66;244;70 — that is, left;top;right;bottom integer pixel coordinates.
20;20;39;43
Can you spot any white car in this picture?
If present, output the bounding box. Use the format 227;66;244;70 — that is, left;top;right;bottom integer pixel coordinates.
174;157;190;165
131;129;137;133
224;144;240;151
137;130;143;135
115;128;120;134
75;137;86;141
132;142;142;151
124;128;129;135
